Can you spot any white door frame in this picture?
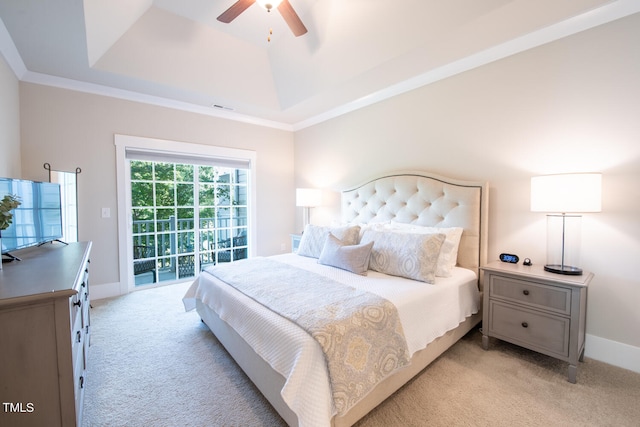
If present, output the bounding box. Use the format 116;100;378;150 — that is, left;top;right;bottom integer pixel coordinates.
114;134;257;294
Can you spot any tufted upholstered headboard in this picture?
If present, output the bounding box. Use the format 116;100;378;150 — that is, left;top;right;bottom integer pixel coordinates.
341;172;488;281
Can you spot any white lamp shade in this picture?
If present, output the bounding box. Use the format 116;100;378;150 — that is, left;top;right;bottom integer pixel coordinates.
256;0;283;10
531;173;602;213
296;188;322;207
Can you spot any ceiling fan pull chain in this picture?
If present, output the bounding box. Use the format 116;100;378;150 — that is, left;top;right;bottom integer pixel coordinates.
268;28;273;43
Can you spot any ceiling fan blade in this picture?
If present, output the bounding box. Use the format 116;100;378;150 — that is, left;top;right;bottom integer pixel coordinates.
277;0;308;37
217;0;256;23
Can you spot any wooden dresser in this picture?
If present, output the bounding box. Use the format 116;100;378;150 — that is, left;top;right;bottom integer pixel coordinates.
0;241;92;426
481;260;592;383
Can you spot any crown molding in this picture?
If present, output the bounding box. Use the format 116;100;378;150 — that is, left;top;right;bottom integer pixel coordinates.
292;0;640;131
20;71;294;132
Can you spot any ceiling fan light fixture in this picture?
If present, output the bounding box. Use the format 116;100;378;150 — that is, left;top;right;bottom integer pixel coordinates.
256;0;283;11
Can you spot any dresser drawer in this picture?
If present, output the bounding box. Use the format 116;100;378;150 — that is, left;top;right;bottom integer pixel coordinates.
71;305;84;367
72;300;87;427
489;275;571;315
73;344;87;425
489;301;570;357
70;263;89;336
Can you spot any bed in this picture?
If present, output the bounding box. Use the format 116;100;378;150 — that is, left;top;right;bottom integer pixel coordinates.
183;171;488;427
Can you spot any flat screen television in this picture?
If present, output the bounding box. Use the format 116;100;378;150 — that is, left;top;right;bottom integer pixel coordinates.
1;178;63;257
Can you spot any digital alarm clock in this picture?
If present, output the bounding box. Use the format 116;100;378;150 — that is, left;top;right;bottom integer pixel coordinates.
499;253;519;263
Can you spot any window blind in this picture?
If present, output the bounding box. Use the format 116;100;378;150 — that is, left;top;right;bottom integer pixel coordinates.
125;148;250;169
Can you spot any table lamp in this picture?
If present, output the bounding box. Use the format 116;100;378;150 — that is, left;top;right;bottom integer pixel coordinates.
530;173;601;275
296;188;322;231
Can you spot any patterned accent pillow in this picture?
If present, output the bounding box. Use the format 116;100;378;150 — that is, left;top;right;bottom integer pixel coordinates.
360;229;446;283
386;223;464;277
297;224;361;258
318;233;374;275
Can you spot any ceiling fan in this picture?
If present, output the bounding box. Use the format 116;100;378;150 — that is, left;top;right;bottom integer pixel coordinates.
217;0;308;37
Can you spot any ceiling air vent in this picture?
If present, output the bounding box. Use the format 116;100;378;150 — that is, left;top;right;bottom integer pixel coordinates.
211;104;235;111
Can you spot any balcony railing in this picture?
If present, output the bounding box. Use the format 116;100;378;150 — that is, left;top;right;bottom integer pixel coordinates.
132;216;247;285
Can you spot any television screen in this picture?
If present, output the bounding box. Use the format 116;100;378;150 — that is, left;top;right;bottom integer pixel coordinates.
1;178;63;255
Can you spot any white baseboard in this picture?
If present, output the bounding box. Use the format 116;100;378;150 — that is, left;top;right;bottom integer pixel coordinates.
585;334;640;374
90;281;123;300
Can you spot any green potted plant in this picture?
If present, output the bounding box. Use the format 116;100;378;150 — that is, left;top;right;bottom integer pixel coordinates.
1;194;21;268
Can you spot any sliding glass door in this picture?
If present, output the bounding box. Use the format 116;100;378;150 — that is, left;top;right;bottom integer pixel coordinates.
130;160;248;286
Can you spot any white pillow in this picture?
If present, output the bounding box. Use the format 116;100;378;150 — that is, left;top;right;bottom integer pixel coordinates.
297;224;361;259
318;233;374;275
384;223;464;277
360;229;445;284
345;221;388;241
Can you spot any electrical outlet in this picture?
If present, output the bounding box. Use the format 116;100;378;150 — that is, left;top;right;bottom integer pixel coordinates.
101;207;110;218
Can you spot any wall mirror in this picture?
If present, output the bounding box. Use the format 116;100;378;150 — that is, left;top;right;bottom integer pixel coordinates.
44;163;80;243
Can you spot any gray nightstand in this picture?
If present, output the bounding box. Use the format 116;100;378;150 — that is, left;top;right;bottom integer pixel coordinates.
290;234;302;253
481;261;593;383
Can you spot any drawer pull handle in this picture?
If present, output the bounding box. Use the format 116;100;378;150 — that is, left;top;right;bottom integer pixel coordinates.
523;290;530;296
73;300;82;308
79;376;84;389
76;331;82;343
521;322;529;328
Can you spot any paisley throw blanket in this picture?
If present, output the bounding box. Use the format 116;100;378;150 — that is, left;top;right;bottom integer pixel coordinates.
208;257;410;415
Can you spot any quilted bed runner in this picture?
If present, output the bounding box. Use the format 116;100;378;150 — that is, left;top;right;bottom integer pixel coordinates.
208;257;410;415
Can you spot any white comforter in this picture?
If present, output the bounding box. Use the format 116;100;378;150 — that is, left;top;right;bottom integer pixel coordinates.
183;253;480;427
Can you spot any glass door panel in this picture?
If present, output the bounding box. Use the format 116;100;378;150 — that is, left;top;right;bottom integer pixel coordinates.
130;161;248;286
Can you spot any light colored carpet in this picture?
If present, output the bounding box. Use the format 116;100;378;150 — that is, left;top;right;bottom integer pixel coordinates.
83;282;640;427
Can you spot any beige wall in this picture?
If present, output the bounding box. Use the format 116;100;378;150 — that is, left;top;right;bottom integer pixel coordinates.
294;14;640;359
19;84;295;290
0;54;20;177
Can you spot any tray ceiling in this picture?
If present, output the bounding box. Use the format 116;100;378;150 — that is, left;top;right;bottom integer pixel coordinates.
0;0;636;130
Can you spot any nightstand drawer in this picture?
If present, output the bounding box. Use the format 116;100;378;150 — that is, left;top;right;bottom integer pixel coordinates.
490;275;571;315
489;301;570;357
